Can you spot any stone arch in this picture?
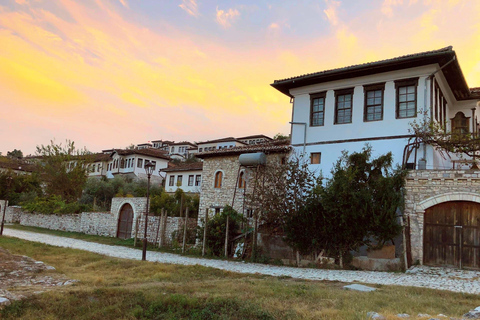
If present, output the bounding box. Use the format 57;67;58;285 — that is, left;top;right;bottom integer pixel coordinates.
416;192;480;213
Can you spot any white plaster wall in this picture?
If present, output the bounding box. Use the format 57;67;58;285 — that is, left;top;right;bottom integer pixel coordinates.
165;170;202;193
289;65;479;177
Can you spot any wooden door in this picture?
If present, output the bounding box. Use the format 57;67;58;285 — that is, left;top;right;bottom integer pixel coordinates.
424;201;480;269
117;204;134;239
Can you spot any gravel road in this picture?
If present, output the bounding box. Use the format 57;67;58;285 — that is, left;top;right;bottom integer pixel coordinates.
4;228;480;294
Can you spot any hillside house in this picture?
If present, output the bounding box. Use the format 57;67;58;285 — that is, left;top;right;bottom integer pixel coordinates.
161;162;203;194
272;46;480;269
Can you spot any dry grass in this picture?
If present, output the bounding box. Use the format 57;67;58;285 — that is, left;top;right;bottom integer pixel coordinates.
0;236;479;319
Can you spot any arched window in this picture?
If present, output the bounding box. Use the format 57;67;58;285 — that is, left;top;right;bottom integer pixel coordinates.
451;112;470;135
214;171;223;188
238;171;246;188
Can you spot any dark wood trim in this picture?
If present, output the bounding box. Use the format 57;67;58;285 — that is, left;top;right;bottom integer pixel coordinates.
291;134;414;147
310;91;326;127
395;78;419;119
363;83;385;122
334;88;354;124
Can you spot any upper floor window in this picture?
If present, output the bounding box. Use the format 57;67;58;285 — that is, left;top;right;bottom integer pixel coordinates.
395;78;418;119
451;112;470;135
238;171;246;188
195;174;201;186
151;161;156;171
335;88;354;124
177;175;183;186
363;83;385;122
137;158;143;168
310;92;326;126
188;175;194;186
214;171;223;188
169;175;175;186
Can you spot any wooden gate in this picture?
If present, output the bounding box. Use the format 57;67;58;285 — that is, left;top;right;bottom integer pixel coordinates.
424;201;480;269
117;203;134;239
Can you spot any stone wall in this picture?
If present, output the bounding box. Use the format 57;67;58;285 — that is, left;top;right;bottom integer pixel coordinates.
136;216;197;246
404;169;480;264
198;153;285;224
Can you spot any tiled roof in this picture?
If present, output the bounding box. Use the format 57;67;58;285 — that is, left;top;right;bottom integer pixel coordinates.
236;134;273;140
0;157;37;172
271;46;475;101
471;87;480;99
160;162;203;172
196;137;246;145
171;141;197;147
273;46;454;84
196;140;291;158
113;148;171;160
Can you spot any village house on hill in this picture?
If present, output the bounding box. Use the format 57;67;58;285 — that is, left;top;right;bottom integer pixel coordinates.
272;46;480;269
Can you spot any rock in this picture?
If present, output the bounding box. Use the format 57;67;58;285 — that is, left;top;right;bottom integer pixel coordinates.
436;314;447;318
396;313;410;318
463;310;480;319
366;312;385;319
344;284;376;292
417;314;431;318
0;297;11;306
475;307;480;312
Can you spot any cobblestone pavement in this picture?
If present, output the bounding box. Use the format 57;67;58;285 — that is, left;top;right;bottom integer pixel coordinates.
4;228;480;295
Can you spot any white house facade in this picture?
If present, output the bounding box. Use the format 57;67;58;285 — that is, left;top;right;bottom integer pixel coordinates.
272;46;480;269
161;162;203;194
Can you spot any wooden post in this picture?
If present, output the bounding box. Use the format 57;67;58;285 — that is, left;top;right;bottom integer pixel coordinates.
156;209;164;247
161;210;167;247
134;216;140;247
179;193;184;217
202;208;209;256
224;215;229;258
252;212;258;260
182;207;189;253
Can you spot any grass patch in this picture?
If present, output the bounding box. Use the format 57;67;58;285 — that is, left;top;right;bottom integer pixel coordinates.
1;237;479;319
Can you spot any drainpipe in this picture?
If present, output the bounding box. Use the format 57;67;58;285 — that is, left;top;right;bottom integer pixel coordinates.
289;122;307;155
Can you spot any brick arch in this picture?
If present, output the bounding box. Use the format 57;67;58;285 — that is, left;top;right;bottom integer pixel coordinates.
416;192;480;213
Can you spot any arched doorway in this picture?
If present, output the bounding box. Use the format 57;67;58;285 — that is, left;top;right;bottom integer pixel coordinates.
424;201;480;269
117;203;134;239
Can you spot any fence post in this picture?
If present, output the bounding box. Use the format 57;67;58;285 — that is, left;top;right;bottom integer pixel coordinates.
202;208;209;256
134;216;140;247
155;209;164;247
224;215;229;258
182;207;189;253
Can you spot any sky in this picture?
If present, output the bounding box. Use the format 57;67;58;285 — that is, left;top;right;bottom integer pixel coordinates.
0;0;479;155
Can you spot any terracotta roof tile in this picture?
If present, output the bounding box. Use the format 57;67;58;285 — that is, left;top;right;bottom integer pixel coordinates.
160;162;203;172
196;140;291;158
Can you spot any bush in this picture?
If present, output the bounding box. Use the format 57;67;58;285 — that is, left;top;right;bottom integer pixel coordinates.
22;196;92;215
197;205;245;256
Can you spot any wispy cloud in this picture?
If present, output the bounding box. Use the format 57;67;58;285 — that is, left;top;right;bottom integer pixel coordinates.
323;0;341;26
216;7;240;28
118;0;129;9
179;0;199;17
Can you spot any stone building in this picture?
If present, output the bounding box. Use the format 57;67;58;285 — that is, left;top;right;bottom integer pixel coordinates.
195;141;291;222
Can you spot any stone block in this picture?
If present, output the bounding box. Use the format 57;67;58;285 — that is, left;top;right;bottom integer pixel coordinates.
344;284;376;292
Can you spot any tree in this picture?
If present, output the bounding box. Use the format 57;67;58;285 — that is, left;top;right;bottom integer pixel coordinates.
7;149;23;159
284;146;405;267
273;133;290;141
35;140;92;202
246;153;318;234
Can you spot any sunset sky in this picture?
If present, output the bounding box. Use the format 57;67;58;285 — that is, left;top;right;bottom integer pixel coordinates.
1;0;479;155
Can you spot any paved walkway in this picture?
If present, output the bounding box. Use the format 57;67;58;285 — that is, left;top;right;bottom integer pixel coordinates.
3;228;480;294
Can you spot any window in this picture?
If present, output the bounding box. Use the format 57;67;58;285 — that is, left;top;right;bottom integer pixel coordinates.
188;175;194;186
177;175;183;186
451;112;470;135
335;88;354;124
169;175;175;186
364;83;384;121
215;208;221;215
246;209;254;218
195;175;201;186
214;171;223;188
395;78;418;118
199;148;203;152
310;152;321;164
97;164;101;172
151;161;156;171
171;147;175;153
310;92;326;126
137;158;143;168
238;171;246;188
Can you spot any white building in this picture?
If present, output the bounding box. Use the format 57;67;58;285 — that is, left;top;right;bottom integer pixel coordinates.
271;46;480;175
272;46;480;269
161;162;203;194
196;137;247;153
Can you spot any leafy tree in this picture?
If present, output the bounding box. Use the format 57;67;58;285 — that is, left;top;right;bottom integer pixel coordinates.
7;149;23;159
197;205;245;256
246;154;317;234
35;140;92;202
0;171;42;205
273;133;290;141
284;146;405;267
